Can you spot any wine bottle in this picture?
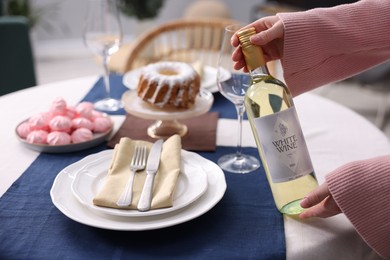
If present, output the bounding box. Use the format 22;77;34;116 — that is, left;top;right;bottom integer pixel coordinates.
238;27;318;215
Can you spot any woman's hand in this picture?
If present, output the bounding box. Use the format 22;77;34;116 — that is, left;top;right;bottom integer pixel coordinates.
231;15;285;72
299;183;342;219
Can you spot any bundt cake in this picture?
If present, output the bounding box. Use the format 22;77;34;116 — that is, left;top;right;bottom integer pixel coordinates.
136;61;201;109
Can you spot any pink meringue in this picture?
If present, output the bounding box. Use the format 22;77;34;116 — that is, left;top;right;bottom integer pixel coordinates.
78;101;94;110
71;128;93;143
49;116;72;132
28;112;50;131
93;116;113;133
17;98;115;148
91;110;104;120
72;117;94;130
17;122;32;139
47;131;71;145
65;106;77;119
50;97;67;116
76;102;94;119
26;130;48;144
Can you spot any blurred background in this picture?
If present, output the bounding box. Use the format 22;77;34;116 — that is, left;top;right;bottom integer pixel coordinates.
2;0;390;137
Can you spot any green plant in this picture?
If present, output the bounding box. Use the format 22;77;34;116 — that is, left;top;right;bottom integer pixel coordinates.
4;0;40;27
3;0;63;32
117;0;165;20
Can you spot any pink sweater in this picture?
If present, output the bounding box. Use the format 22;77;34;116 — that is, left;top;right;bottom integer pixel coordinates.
277;0;390;258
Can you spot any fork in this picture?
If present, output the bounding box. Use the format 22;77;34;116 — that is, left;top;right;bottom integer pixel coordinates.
116;144;147;207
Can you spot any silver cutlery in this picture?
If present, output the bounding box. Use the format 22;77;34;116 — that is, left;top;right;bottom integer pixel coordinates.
137;139;164;212
116;144;147;207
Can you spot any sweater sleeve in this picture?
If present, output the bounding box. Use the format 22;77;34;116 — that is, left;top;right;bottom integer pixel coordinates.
277;0;390;96
325;155;390;259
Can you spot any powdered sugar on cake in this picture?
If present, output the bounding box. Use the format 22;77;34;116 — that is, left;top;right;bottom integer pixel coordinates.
136;61;201;109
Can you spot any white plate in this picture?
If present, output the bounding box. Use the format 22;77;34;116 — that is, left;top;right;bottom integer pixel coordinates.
15;120;113;153
201;66;218;91
122;65;219;93
50;150;226;231
122;68;142;90
70;150;208;217
122;89;213;121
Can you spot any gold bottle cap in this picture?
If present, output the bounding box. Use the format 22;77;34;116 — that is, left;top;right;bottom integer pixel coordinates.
237;27;266;70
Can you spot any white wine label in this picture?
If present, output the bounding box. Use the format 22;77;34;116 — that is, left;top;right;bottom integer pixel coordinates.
254;107;314;183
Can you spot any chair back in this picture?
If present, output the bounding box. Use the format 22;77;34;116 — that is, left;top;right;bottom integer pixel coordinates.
0;16;36;96
124;18;239;71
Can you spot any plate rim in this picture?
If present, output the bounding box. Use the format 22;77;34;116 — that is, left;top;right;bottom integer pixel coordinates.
121;89;213;121
70;150;209;217
50;150;226;231
201;65;218;89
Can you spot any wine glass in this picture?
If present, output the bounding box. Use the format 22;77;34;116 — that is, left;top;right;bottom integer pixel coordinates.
216;24;261;174
83;0;123;111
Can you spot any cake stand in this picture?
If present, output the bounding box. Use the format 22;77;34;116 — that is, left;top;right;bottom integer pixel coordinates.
122;89;214;139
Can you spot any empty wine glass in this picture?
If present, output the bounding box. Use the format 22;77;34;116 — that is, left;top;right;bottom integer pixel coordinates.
216;24;261;174
83;0;123;111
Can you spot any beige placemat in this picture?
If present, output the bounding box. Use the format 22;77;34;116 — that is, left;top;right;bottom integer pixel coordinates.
108;112;218;151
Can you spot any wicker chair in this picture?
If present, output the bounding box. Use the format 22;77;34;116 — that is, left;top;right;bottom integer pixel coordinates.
123;18;239;72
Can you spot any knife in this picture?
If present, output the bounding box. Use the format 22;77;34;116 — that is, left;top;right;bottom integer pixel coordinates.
137;139;164;212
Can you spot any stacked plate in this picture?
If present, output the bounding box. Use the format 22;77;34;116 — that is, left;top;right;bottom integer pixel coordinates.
50;149;226;230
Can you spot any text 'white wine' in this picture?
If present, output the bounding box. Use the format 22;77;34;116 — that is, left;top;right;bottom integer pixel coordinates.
237;27;318;215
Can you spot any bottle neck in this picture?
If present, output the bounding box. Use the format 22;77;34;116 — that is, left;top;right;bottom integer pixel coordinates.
249;64;270;78
237;27;270;78
239;41;269;77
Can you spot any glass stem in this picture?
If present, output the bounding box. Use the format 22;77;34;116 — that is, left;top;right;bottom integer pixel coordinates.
102;51;111;99
235;104;245;159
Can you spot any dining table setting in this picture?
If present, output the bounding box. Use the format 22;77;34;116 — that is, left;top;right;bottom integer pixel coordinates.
0;69;389;259
1;0;390;258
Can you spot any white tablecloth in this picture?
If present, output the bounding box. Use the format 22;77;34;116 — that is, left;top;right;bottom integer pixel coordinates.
1;76;388;259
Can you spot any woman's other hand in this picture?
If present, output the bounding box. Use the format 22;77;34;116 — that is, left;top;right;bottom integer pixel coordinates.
299;183;342;219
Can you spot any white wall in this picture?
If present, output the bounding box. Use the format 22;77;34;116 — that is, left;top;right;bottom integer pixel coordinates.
32;0;264;41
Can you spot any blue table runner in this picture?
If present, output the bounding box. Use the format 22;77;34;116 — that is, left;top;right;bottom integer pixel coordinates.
0;75;285;259
82;75;240;119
